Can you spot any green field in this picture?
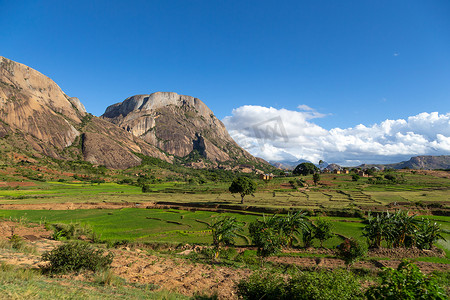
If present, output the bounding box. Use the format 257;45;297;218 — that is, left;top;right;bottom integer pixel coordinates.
0;170;449;258
1;174;448;211
1;208;448;256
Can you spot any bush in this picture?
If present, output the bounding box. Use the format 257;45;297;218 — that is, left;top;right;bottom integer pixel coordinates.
42;242;114;273
237;269;364;300
236;272;287;299
287;269;364;300
141;184;152;193
366;261;447;300
50;223;94;241
352;174;360;181
9;234;25;250
336;238;367;266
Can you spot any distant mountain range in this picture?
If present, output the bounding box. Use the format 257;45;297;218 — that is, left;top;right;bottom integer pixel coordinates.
358;155;450;170
269;159;312;170
270;155;450;171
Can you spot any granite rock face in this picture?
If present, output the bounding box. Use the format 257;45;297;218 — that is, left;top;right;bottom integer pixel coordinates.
102;92;260;165
0;56;265;169
0;56;169;169
0;56;83;152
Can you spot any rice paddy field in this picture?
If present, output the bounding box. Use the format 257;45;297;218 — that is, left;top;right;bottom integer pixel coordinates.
0;170;448;255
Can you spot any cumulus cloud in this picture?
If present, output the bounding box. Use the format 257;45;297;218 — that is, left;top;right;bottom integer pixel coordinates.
222;106;450;166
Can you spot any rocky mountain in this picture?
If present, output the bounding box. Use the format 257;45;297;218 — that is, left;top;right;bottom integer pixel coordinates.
0;56;267;171
0;56;169;169
102;92;264;168
360;155;450;170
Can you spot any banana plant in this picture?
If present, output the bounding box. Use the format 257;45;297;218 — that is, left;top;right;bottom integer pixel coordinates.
209;216;243;260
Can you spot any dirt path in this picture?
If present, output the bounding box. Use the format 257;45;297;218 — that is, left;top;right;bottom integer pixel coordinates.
0;202;156;210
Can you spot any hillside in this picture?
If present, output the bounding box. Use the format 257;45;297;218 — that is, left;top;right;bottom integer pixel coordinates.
0;56;268;171
0;56;172;168
102;92;267;169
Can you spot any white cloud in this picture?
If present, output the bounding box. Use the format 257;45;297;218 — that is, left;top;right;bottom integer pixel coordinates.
297;104;314;111
222;106;450;166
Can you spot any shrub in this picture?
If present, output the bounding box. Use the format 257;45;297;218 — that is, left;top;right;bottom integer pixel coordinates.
50;223;94;241
287;269;364;300
141;184;152;193
366;261;447;300
336;238;367;267
42;241;114;273
236;272;287;300
237;269;364;300
352;174;360;181
9;234;25;250
0;234;37;254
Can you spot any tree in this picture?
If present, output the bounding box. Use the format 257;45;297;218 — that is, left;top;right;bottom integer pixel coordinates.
314;219;333;247
312;173;320;186
229;177;257;204
209;216;243;260
336;238;367;268
141;184;151;193
363;212;389;248
352;174;360;181
293;162;319;176
318;160;325;170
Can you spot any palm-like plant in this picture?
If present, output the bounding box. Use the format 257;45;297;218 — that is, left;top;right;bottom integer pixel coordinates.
363;212;388;248
209;216;243;259
249;214;285;260
277;211;309;248
391;210;421;248
417;218;445;250
301;222;315;248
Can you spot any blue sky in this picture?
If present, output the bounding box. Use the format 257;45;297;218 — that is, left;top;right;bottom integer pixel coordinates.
1;0;449;164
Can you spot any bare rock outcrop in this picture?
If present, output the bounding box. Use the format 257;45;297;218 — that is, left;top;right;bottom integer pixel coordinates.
102;92;260;165
0;56;170;169
0;56;83;151
81;132;142;169
0;56;265;170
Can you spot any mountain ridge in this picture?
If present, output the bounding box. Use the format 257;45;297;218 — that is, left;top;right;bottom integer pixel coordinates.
0;56;267;171
102;92;265;168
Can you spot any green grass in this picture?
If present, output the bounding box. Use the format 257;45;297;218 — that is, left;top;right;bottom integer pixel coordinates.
0;208;259;245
